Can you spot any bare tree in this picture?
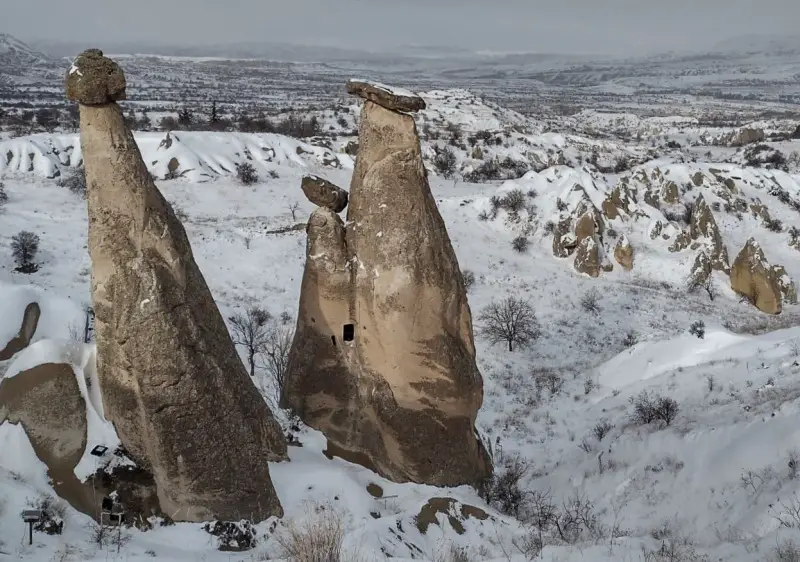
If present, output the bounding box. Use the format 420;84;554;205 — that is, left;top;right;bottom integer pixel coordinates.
229;307;272;377
479;297;541;352
261;320;294;394
288;202;300;221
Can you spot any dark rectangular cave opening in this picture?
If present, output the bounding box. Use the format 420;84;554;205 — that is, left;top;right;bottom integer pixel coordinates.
343;323;355;342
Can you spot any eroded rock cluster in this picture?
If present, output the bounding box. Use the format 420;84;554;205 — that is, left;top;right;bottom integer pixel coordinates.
731;238;796;314
282;80;491;487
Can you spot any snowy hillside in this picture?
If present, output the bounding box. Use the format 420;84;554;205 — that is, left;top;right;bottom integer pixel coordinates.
2;90;800;562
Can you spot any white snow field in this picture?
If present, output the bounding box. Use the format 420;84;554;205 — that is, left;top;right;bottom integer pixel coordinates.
2;90;800;562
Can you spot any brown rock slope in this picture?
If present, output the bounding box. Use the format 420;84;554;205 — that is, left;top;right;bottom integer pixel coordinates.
65;49;287;522
282;81;491;487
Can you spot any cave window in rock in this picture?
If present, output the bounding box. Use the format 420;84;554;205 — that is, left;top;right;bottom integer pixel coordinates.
343;324;355;342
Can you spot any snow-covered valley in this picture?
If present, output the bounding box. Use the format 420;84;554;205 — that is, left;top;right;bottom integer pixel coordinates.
2;76;800;562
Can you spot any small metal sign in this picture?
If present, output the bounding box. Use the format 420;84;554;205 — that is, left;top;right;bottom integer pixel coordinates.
90;445;108;457
21;510;41;523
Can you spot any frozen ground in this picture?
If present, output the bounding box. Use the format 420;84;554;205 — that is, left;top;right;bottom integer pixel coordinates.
2;92;800;561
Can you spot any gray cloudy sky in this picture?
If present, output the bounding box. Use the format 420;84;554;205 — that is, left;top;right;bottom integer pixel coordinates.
6;0;800;54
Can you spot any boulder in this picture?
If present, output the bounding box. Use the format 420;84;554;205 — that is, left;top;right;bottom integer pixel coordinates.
65;49;126;105
66;50;287;522
574;236;601;277
301;175;348;212
614;236;634;271
346;80;426;113
0;302;40;361
281;82;491;487
730;238;784;314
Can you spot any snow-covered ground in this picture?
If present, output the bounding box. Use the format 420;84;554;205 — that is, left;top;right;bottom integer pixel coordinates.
2;91;800;562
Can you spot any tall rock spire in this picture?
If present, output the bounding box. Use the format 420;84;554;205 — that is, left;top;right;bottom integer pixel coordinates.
66;49;287;522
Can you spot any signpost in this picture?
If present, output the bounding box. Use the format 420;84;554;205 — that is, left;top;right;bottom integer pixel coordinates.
21;510;42;545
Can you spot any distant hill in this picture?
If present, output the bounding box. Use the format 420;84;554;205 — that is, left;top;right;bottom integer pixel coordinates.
0;33;52;67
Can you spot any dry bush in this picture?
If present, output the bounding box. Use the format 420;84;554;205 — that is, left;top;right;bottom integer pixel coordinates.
277;504;362;562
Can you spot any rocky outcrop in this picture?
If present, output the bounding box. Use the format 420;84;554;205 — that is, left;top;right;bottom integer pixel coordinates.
730;238;786;314
668;195;729;273
282;80;491;487
0;362;95;515
660;181;680;204
574;236;602;277
691;196;729;273
552;218;577;257
723;127;765;147
690;251;712;287
773;265;798;305
301;175;348;212
0;302;40;360
65;49;287;522
614;236;634;270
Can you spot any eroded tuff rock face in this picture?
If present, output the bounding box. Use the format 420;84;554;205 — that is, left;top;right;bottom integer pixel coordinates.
282;81;491;487
65;49;287;522
0;363;94;515
730;238;792;315
0;302;40;361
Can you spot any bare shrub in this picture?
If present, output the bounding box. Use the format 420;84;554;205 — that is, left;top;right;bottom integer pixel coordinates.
277;504;359;562
772;540;800;562
0;182;7;209
229;307;272;377
580;288;602;315
480;297;541;352
592;419;614;441
433;146;457;179
236;161;259;185
479;454;531;519
461;269;476;291
689;320;705;339
503;189;526;213
11;230;40;273
629;391;679;426
58;166;87;198
553;492;601;544
261;320;294;394
512;236;529;253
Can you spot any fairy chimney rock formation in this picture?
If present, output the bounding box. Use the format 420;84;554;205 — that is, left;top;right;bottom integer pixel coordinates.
730;238;785;315
282;80;491;487
346;80;427;113
65;50;287;522
301;175;348;212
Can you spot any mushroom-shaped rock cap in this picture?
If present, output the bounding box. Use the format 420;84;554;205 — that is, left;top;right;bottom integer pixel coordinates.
301;175;349;212
66;49;126;105
346;79;426;113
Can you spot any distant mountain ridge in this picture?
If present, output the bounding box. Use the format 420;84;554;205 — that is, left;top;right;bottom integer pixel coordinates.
0;33;52;67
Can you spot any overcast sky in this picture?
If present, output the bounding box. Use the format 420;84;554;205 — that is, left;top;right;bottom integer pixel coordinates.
6;0;800;55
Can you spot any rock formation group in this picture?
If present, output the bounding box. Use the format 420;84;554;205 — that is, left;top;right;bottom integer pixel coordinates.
0;57;492;527
281;80;491;487
552;165;796;315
